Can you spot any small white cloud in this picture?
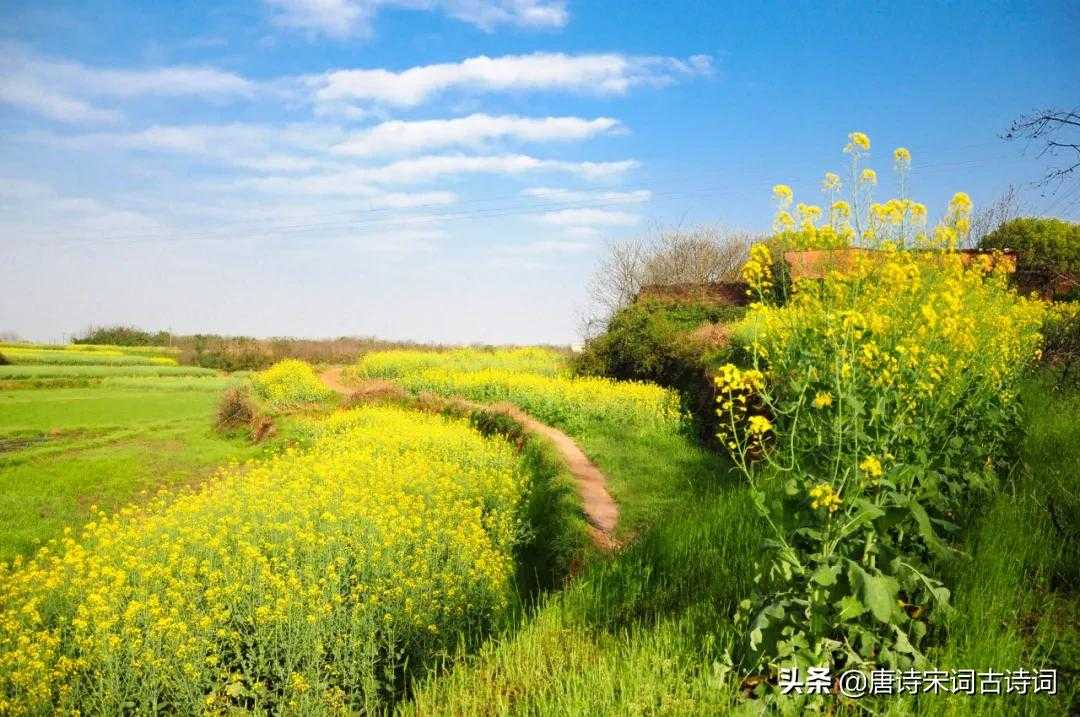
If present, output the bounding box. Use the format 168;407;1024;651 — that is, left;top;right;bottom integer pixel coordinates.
0;42;255;124
522;186;651;204
1;180;167;242
0;76;122;124
266;0;374;40
512;239;593;254
333;114;620;157
28;123;346;173
310;52;713;109
266;0;568;40
535;208;640;227
441;0;568;31
231;154;636;192
562;226;601;239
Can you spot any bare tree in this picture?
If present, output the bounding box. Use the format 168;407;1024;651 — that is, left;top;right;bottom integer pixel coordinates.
584;224;757;335
1005;107;1080;192
969;184;1023;247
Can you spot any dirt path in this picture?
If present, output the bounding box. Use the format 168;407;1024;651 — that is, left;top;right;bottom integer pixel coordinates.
318;367;620;550
320;367;353;394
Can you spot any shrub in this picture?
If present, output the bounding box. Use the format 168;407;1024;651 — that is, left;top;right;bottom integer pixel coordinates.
0;352;8;366
72;325;172;346
214;385;256;430
1043;301;1080;387
715;135;1047;684
248;412;277;443
250;359;333;409
0;406;525;714
574;299;743;443
587;225;757;323
980;217;1080;299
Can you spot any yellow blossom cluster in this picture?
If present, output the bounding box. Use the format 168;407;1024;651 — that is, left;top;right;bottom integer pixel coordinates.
357;355;681;433
0;406;525;714
845;132;871;153
808;483;842;512
741;243;775;298
351;347;567;381
714;364;767;452
250;358;333;408
727;242;1044;493
859;455;884;479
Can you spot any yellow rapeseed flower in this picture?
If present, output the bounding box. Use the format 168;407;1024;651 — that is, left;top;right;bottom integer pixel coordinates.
808;483;842;512
859;455;884;478
747;415;773;435
846;132;871;153
772;184;794;208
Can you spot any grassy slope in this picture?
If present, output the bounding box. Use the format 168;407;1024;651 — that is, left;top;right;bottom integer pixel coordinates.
0;379;268;561
403;376;1079;715
402;411;764;714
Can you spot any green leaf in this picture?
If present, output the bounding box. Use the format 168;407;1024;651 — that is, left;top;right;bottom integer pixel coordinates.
849;563;900;624
904;497;948;556
863;574;900;623
835;594;867;620
811;564;839;586
893;627;917;655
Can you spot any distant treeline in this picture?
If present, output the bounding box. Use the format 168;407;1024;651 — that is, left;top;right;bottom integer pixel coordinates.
72;325;570;371
73;326;173;347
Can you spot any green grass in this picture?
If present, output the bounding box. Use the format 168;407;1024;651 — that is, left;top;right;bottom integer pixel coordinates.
0;341;180;357
401;405;764;714
0;379;270;562
0;364;215;380
0;348;176;366
400;374;1079;715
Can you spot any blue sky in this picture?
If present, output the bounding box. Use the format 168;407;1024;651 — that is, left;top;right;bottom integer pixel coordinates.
2;1;1078;344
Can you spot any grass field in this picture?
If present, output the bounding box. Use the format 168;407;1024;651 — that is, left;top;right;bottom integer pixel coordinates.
402;372;1079;716
0;364;215;380
0;376;267;561
0;340;1076;713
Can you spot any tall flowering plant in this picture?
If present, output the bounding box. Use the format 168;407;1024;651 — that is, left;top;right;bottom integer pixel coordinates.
718;134;1046;683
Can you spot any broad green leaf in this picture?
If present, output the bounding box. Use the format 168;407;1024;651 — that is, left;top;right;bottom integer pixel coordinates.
811;564;839;586
835;594;867;620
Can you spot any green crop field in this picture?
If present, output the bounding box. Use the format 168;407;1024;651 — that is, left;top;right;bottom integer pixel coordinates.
0;375;270;561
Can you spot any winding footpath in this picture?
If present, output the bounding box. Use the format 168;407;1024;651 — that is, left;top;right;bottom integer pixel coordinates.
319;367;620;550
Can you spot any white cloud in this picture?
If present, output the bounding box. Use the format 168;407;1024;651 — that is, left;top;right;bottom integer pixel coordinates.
27;123;347;173
440;0;568;31
562;226;601;239
0;42;255;124
231;154;637;193
512;239;592;254
0;179;167;241
310;52;712;108
333;113;620;157
522;186;651;204
266;0;568;40
535;207;640;226
266;0;373;39
0;76;122;124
